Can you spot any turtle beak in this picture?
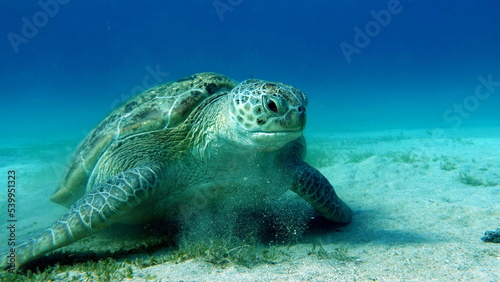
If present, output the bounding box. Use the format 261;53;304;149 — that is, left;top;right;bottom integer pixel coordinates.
258;100;306;133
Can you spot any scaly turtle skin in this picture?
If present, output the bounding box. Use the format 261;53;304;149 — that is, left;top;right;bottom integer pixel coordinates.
1;72;352;271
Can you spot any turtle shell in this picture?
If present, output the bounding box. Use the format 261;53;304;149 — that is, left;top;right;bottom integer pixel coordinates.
51;72;237;207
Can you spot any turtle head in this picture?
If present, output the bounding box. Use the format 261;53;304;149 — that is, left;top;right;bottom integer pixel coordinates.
226;79;307;151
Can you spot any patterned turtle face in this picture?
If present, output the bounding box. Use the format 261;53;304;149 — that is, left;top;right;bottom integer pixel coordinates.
228;79;307;148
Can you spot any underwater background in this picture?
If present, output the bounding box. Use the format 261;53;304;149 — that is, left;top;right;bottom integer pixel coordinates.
1;0;499;141
1;1;500;280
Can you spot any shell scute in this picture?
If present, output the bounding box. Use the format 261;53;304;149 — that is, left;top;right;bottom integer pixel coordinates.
51;72;237;207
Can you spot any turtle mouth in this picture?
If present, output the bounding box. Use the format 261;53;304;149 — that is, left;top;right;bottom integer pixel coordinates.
247;130;303;144
248;130;302;135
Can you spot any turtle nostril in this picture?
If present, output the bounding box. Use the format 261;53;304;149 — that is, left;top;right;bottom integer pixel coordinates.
298;106;305;113
267;101;278;113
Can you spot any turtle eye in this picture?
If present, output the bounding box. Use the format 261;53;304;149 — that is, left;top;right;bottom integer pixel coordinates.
267;101;278;113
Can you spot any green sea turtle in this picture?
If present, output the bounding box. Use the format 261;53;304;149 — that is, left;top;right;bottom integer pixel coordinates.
1;72;352;271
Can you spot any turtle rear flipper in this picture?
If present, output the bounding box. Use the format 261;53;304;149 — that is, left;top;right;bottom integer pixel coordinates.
1;165;162;271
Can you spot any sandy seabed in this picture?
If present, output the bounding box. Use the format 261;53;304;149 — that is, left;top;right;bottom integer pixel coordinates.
1;127;499;281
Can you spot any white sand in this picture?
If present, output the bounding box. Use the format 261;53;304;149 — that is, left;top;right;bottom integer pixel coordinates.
2;127;500;281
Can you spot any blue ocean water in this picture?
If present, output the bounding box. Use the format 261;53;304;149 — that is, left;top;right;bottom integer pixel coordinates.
1;0;499;141
1;2;500;279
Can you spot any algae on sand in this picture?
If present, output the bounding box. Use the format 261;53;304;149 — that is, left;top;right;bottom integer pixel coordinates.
308;242;358;263
457;171;497;187
164;235;290;268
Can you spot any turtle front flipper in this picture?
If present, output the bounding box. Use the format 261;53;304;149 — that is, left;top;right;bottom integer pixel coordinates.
1;165;162;272
290;161;352;224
